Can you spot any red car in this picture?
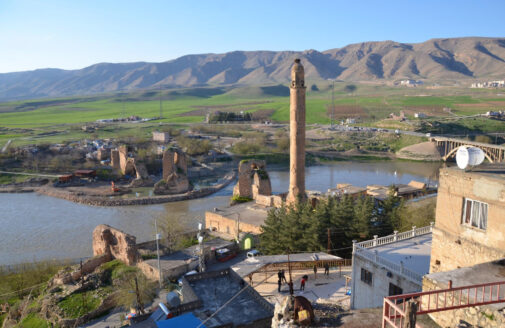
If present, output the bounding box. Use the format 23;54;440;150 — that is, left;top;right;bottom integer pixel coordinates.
215;248;236;262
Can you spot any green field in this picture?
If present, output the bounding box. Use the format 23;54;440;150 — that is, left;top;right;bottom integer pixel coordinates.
0;82;504;146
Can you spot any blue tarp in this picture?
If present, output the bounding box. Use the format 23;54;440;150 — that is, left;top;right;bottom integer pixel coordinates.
156;313;206;328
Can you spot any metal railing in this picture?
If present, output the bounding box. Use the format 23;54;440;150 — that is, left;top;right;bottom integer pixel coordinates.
382;280;505;328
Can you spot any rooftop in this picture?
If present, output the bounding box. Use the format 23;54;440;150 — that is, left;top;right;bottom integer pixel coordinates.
371;233;432;275
210;202;271;227
354;225;433;283
443;163;505;181
425;259;505;288
232;252;341;278
182;269;273;327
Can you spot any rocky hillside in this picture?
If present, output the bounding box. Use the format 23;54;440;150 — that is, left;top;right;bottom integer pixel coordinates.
1;37;505;101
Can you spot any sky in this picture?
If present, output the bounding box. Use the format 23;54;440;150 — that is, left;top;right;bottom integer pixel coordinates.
1;0;504;73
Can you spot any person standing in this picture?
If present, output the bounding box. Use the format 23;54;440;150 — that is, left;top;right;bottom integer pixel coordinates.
280;269;287;283
324;262;330;276
313;264;318;279
278;279;282;292
300;276;306;291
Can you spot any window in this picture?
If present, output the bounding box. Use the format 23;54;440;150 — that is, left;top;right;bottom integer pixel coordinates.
389;283;403;296
361;268;373;285
462;198;488;230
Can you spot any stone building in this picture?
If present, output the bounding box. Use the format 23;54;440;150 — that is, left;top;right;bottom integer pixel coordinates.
429;164;505;273
420;164;505;326
350;225;433;309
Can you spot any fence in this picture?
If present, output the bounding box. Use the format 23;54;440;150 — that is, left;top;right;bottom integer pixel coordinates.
382;280;505;328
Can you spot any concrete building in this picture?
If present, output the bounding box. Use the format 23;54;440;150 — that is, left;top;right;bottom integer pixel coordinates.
286;58;307;205
429;164;505;274
350;225;433;309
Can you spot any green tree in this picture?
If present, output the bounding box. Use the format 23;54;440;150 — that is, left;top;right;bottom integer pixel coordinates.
353;195;374;240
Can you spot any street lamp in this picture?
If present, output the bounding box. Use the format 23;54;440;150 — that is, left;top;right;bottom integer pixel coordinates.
154;219;162;288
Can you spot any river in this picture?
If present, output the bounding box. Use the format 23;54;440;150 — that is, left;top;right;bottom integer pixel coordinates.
0;161;442;266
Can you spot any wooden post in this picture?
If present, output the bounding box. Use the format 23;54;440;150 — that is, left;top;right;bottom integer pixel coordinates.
403;300;418;328
327;228;331;253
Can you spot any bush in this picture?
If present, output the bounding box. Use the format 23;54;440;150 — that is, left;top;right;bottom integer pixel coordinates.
58;290;101;318
231;195;253;203
176;136;212;156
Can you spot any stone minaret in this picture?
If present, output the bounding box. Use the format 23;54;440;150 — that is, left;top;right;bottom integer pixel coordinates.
286;59;306;205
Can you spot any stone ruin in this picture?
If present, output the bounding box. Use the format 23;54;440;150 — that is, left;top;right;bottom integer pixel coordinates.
92;224;139;266
153;148;191;195
232;159;272;200
111;146;153;187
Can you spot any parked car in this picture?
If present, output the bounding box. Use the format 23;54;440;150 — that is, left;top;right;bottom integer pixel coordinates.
247;249;261;258
215;247;236;262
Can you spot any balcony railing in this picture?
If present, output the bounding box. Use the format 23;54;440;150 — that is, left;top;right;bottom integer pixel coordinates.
356;223;433;249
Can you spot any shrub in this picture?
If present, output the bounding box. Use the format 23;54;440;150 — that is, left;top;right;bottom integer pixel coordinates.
231;195;253;203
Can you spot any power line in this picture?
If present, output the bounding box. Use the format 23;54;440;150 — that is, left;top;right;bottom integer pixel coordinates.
196;272;275;328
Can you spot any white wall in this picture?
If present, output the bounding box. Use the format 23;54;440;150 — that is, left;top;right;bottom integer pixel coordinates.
351;255;422;309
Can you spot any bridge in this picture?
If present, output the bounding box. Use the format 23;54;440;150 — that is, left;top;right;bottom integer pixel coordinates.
432;137;505;163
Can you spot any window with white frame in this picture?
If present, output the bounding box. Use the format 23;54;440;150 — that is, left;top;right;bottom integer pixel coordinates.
462;198;488;230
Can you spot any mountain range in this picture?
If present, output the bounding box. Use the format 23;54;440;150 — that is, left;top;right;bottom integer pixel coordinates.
1;37;505;101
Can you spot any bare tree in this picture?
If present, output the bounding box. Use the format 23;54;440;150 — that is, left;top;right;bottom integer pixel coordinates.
157;215;187;254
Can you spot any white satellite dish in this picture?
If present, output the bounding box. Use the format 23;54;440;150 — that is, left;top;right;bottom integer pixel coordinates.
456;146;485;169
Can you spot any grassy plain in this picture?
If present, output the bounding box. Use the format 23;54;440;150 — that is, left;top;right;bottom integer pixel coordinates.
0;82;503;146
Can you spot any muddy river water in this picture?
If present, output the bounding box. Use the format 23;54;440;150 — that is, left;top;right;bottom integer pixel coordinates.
0;161;443;266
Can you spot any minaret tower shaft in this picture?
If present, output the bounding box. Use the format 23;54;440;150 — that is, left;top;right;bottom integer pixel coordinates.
286;59;306;205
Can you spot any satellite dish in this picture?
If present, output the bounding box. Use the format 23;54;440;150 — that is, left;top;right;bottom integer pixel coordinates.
456;146;485;169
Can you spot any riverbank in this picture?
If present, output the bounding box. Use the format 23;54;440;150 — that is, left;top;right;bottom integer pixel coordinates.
34;171;236;206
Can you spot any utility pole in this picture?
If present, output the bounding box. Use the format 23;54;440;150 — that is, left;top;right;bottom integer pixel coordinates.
331;79;335;127
235;213;241;241
134;277;144;314
154;219;162;288
327;228;331;254
287;249;294;295
159;85;163;119
198;223;206;273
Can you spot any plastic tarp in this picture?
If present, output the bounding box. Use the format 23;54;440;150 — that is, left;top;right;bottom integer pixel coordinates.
156;313;205;328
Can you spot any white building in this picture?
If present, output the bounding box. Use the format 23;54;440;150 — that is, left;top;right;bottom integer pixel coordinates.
414;112;427;118
350;224;433;309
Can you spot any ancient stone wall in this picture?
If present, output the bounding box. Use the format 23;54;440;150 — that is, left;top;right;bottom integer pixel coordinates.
155;149;190;195
430;168;505;273
232;159;271;200
110;150;120;169
205;211;263;237
92;224;139;265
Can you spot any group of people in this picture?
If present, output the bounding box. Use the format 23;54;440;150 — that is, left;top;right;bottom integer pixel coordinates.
277;262;331;293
